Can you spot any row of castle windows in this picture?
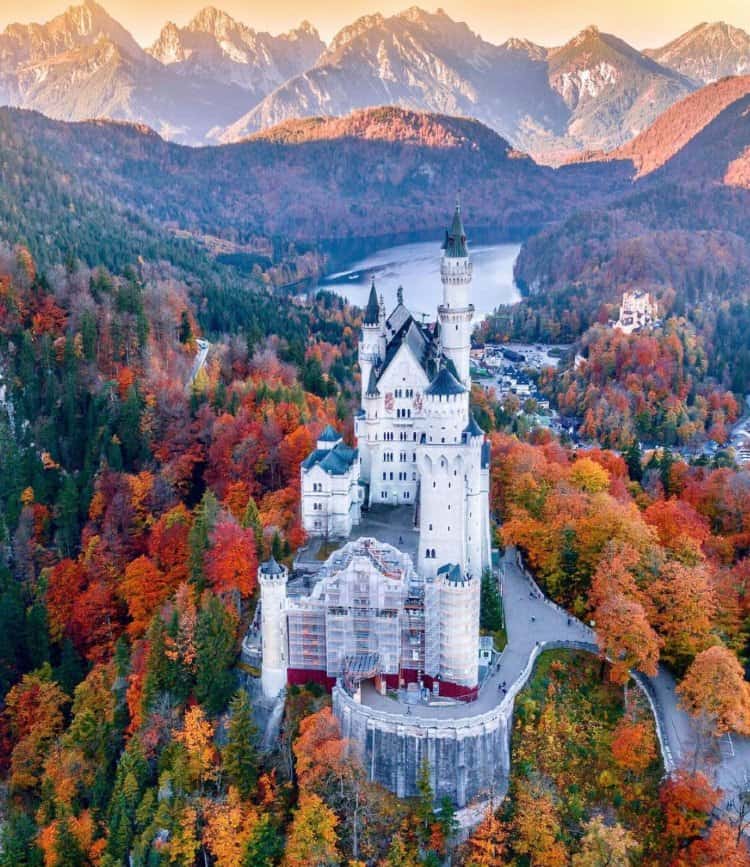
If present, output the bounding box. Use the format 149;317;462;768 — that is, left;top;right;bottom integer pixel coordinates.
396;408;412;418
382;471;417;482
312;482;323;492
383;452;417;462
394;388;415;398
382;431;418;441
379;490;411;500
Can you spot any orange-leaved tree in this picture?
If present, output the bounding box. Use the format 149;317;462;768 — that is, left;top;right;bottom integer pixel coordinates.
677;645;750;736
283;792;339;867
206;518;258;602
594;594;661;683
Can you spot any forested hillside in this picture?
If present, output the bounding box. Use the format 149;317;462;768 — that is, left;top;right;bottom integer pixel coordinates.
1;237;750;862
0;106;630;257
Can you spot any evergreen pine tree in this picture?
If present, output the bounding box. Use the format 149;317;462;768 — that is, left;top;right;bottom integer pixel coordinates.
660;448;675;497
188;491;219;590
623;439;643;483
55;638;84;697
242;815;282;867
0;811;43;867
56;475;80;557
24;603;50;671
53;817;84;867
222;689;258;798
415;758;435;847
480;571;503;633
195;593;236;715
241;496;264;556
271;531;283;563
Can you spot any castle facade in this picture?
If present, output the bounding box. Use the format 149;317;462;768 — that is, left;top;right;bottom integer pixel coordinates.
261;204;492;703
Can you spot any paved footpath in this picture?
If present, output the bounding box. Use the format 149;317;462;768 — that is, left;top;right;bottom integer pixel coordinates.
502;547;750;809
362;547;750;808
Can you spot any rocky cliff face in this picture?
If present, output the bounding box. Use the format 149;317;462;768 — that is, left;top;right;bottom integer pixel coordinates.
544;26;695;154
219;8;568;153
147;7;323;97
645;21;750;84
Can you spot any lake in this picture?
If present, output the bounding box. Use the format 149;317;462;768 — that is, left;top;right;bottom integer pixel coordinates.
321;240;522;319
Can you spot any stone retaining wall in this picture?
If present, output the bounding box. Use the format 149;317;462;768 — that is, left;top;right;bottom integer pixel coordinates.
334;638;608;806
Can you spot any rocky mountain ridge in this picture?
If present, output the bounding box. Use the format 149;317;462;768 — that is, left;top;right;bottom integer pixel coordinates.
0;2;748;160
646;21;750;84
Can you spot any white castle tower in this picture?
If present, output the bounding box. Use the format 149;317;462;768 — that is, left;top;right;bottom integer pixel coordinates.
436;565;481;696
416;367;470;578
359;278;386;403
259;557;288;700
438;199;474;387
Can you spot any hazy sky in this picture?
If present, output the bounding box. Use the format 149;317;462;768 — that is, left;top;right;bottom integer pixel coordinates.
2;0;750;47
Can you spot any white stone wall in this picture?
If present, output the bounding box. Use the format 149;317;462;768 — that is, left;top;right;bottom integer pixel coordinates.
333;681;511;806
416;447;467;577
301;464;360;538
361;347;429;507
259;568;288;700
465;440;491;577
359;321;384;402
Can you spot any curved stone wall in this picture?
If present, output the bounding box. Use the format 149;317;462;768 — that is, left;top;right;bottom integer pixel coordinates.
333;638;609;806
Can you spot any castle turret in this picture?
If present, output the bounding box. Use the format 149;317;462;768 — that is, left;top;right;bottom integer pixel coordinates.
438;201;474;387
359;277;386;402
435;564;480;699
259;557;288;700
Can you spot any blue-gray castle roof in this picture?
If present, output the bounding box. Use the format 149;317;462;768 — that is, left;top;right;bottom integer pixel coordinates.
363;280;380;325
425;366;466;397
443;203;468;258
463;413;484;438
302;442;358;476
318;424;341;442
437;563;465;584
261;556;285;575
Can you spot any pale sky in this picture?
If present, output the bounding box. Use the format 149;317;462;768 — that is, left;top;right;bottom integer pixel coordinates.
2;0;750;48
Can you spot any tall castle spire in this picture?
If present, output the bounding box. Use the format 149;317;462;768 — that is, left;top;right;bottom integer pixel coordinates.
364;276;380;325
443;195;468;259
438;198;474;386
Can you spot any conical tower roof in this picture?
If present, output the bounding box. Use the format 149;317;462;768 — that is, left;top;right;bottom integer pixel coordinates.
463;413;484;437
425;365;466;397
261;556;285;575
318;424;341;442
363;277;380;325
443;199;468;258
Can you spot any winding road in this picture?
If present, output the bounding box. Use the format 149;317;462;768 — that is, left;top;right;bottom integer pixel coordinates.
500;549;750;810
361;547;750;809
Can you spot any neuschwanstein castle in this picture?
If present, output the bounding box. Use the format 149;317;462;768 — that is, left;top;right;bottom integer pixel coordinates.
259;203;492;705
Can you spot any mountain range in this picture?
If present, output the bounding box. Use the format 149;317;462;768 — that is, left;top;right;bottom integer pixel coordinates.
1;1;749;160
0;0;322;143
